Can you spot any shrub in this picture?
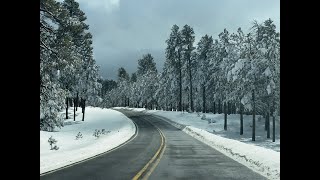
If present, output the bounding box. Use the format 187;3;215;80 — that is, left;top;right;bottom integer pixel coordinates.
93;129;101;138
76;132;83;140
48;136;59;150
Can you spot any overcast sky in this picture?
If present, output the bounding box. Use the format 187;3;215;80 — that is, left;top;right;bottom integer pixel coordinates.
74;0;280;80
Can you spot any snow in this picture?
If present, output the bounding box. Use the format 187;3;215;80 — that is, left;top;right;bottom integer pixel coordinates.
40;107;136;174
263;67;271;77
259;47;268;54
230;59;245;81
267;84;271;95
117;107;280;180
232;59;245;74
241;94;252;111
228;39;237;44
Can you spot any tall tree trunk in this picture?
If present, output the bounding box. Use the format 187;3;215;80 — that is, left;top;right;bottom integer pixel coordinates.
272;98;276;142
73;98;76;121
178;50;182;112
202;85;206;113
76;92;79;111
66;97;69;119
82;99;86;121
82;111;85;121
213;101;216;114
218;99;221;114
182;102;185;112
128;98;130;107
273;115;275;142
267;109;270;138
224;102;227;130
189;59;194;112
227;102;231;115
240;103;243;135
252;90;256;141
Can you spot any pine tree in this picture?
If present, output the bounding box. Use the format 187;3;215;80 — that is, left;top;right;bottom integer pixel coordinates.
40;0;101;131
197;35;214;113
131;73;137;83
181;25;196;112
40;0;67;131
137;54;157;76
165;25;183;111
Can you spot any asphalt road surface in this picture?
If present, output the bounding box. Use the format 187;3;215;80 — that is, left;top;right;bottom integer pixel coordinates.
40;109;267;180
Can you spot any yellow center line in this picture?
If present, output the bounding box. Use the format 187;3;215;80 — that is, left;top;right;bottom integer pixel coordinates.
132;122;166;180
142;131;166;180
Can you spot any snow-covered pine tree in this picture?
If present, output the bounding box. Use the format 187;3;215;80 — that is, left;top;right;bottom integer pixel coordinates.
165;25;183;111
117;67;130;107
137;54;157;76
196;34;214;113
40;0;68;131
181;25;196;112
40;0;101;131
251;19;280;138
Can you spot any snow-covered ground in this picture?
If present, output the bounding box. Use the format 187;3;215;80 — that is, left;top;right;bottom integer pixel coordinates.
40;107;136;174
116;107;280;180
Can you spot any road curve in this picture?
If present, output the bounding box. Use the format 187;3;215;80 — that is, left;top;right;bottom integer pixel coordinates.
40;110;162;180
40;109;267;180
120;110;268;180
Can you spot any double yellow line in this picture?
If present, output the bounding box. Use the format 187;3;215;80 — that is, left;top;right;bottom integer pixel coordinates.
132;124;166;180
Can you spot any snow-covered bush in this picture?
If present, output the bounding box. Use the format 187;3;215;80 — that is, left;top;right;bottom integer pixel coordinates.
48;136;59;150
208;118;216;124
93;129;101;138
52;145;59;150
101;129;111;135
76;132;83;140
201;114;206;120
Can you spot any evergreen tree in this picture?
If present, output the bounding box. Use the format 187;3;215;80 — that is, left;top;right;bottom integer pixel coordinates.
40;0;101;130
181;25;195;112
131;73;137;83
137;54;157;76
196;34;213;113
165;25;183;111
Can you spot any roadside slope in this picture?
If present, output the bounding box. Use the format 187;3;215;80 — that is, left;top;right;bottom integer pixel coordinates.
40;107;136;174
117;107;280;180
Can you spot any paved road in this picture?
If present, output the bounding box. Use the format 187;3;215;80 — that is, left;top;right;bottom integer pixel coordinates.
40;110;161;180
41;109;267;180
140;113;268;180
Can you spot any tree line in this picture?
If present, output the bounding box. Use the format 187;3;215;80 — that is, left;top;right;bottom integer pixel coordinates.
40;0;280;141
102;19;280;141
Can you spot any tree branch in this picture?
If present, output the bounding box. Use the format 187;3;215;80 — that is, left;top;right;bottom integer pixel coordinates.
40;21;54;32
40;40;58;56
40;7;61;24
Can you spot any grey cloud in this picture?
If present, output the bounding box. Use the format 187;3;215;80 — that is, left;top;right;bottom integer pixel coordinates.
78;0;279;80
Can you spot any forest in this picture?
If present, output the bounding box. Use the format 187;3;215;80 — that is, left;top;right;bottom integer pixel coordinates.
101;22;280;130
40;0;280;141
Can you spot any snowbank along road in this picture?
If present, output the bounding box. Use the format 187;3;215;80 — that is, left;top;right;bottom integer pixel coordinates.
40;109;267;180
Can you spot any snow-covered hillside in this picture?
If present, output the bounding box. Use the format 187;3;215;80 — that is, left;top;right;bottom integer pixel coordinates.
40;107;136;174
